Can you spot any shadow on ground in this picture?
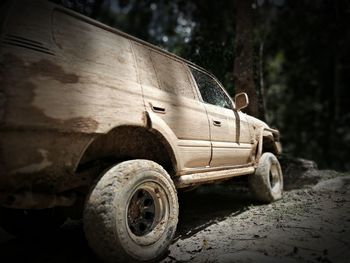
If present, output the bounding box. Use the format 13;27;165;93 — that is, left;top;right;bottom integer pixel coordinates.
175;182;254;241
0;180;254;263
0;222;95;263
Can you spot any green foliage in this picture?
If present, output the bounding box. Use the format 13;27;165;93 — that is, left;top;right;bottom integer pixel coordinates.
265;0;350;170
179;0;236;95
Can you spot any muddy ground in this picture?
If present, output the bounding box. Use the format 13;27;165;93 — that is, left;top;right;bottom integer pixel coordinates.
0;167;349;263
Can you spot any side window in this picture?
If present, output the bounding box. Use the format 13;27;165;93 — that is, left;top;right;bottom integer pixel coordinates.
190;67;232;109
132;43;160;89
150;51;196;99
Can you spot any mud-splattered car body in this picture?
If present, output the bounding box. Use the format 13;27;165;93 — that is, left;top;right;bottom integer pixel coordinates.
0;0;281;210
0;1;283;261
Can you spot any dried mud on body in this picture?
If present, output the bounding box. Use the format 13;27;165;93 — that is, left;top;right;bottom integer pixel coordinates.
0;171;349;263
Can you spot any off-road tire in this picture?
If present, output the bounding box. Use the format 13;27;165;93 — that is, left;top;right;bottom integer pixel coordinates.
249;152;283;203
84;160;178;263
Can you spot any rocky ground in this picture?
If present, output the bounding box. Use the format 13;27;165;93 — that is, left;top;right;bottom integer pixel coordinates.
162;157;350;263
164;175;350;263
0;159;349;263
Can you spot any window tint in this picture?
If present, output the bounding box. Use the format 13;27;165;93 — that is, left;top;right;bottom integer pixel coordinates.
190;67;232;109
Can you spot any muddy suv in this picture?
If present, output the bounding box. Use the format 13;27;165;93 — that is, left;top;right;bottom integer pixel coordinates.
0;1;283;262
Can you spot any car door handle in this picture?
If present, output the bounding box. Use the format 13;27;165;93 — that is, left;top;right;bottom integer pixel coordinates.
213;120;221;127
150;103;166;114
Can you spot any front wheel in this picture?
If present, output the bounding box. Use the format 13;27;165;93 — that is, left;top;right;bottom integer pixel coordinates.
249;152;283;203
84;160;178;263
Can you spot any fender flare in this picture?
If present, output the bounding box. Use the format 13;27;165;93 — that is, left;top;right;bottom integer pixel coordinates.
144;111;182;173
255;127;281;164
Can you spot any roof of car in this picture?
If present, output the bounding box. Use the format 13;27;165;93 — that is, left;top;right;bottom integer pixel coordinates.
53;2;223;85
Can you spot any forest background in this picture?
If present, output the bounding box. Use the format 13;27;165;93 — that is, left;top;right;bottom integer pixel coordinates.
52;0;350;171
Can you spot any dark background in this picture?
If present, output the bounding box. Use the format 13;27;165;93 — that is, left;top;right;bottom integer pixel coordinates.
51;0;350;171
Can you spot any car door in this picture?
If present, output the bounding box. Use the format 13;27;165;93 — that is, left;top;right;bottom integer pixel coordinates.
132;43;211;170
189;66;254;167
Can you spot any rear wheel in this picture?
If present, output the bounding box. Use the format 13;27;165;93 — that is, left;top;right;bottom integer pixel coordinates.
84;160;178;262
249;152;283;203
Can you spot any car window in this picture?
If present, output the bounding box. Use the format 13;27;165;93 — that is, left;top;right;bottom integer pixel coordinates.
190;67;232;109
150;51;196;99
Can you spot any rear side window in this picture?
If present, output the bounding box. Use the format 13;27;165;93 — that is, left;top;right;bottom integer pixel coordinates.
190;67;232;109
132;43;161;89
150;51;196;99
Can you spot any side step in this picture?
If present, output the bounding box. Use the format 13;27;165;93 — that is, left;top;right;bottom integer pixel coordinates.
174;166;255;188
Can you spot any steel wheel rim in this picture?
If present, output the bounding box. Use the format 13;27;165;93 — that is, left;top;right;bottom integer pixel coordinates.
125;180;169;245
127;188;158;236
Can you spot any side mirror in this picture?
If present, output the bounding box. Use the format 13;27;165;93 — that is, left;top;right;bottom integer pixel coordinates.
234;92;249;111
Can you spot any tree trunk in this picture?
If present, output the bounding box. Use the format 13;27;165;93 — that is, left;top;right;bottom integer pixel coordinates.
233;0;259;117
257;40;266;121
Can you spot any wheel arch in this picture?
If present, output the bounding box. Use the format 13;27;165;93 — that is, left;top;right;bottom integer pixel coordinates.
76;125;178;179
262;133;279;155
255;128;281;164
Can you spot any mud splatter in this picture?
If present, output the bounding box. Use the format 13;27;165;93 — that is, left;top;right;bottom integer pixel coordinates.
31;59;79;84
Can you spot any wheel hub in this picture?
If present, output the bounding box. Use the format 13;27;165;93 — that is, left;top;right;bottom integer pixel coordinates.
127;189;156;236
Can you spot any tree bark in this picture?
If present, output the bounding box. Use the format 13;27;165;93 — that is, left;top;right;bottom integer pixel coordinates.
257;40;266;121
233;0;259;117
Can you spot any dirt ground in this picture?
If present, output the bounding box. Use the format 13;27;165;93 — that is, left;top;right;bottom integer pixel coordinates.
0;170;349;263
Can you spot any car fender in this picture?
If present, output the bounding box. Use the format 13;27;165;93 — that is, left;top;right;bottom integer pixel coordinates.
144;111;182;172
255;127;282;165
